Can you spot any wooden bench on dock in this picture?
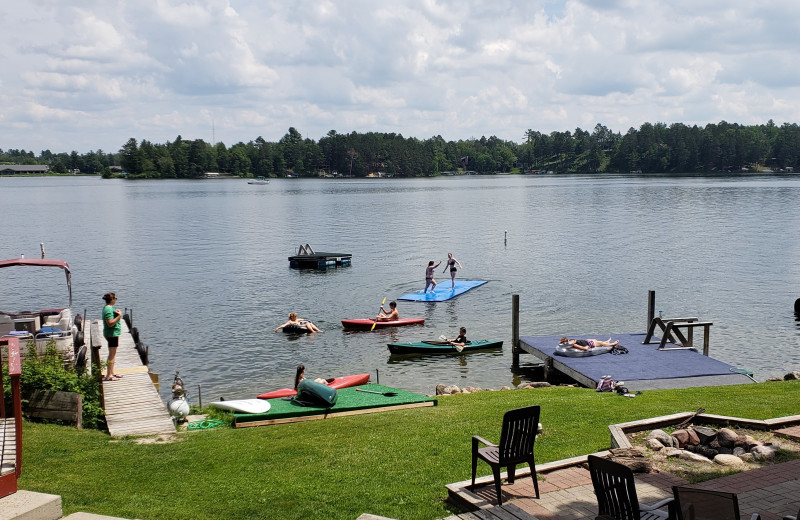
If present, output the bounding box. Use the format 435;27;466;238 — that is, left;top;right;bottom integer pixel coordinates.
643;316;713;355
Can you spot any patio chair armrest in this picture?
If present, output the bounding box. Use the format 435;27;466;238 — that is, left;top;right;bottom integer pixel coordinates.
472;435;496;450
639;496;674;512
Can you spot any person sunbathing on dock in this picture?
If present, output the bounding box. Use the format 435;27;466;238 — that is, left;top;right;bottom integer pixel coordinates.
376;301;399;321
560;337;619;351
275;312;321;333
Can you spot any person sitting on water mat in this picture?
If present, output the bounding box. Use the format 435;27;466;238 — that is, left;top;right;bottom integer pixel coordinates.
376;301;399;321
559;337;619;351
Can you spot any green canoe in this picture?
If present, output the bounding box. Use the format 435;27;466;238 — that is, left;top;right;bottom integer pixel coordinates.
387;339;503;354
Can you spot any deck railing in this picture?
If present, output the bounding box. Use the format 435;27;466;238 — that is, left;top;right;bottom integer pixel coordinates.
0;336;23;498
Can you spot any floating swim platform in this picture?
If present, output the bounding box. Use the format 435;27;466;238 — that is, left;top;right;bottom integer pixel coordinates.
233;385;436;427
519;333;754;391
397;280;487;302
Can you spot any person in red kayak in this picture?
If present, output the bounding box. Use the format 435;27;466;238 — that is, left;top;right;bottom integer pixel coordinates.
376;301;399;321
294;364;331;388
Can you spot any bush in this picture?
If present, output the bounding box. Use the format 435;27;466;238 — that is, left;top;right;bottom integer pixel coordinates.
2;340;105;429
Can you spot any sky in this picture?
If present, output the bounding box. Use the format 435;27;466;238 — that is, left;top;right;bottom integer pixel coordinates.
2;0;800;154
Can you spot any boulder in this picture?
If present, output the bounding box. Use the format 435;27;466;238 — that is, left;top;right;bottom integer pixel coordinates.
679;451;713;464
717;428;738;448
647;429;673;446
500;386;513;391
663;447;683;458
435;384;447;395
732;447;746;457
443;385;461;395
693;426;717;444
751;444;781;460
696;445;719;459
672;429;699;447
647;438;665;451
714;454;745;467
784;371;800;380
740;435;762;450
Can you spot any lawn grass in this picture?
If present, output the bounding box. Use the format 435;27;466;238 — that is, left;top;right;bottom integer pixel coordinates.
18;381;800;520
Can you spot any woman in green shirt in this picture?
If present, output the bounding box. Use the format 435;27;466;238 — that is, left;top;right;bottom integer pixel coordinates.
102;292;123;381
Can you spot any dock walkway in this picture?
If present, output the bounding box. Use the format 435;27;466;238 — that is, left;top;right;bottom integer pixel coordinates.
519;333;753;391
90;320;175;437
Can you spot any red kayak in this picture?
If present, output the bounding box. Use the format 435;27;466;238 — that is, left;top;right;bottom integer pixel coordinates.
256;373;370;399
341;318;425;330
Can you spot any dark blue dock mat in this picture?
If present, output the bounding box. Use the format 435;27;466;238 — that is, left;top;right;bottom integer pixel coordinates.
398;280;487;301
520;333;740;382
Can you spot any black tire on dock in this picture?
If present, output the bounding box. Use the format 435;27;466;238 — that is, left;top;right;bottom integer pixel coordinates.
74;313;83;331
123;313;132;330
75;345;87;371
136;342;149;366
73;330;84;352
131;326;140;344
795;298;800;314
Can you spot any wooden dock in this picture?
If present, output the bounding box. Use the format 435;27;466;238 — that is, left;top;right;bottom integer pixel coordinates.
89;320;175;437
519;333;754;391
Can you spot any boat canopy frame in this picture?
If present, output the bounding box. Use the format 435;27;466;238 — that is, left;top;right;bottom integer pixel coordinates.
0;258;72;308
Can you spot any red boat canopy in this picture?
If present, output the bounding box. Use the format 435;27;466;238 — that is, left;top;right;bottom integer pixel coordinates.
0;258;72;307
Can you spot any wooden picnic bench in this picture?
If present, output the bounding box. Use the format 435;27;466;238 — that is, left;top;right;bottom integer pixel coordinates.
643;316;713;355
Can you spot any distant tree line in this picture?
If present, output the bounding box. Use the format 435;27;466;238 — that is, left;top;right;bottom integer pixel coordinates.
2;120;799;178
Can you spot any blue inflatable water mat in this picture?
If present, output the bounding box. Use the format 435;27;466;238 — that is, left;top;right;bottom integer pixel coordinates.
398;280;487;302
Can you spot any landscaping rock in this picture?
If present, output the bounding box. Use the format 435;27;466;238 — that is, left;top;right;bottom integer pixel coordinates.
435;384;447;395
751;444;780;460
784;371;800;380
443;385;461;395
663;447;683;458
732;447;746;456
739;453;754;462
714;454;745;467
647;429;673;446
525;381;552;388
740;435;761;449
696;445;719;459
717;428;738;448
672;429;700;448
647;438;665;451
693;426;717;444
679;451;713;464
500;386;512;391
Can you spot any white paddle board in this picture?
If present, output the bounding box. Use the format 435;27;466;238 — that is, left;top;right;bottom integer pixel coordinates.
209;399;271;414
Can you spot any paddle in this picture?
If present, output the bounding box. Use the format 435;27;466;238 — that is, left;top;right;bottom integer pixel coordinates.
371;297;386;331
440;334;464;352
355;387;398;397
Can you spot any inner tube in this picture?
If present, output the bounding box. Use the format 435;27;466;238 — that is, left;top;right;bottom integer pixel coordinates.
74;344;87;371
136;341;149;366
130;326;140;344
295;379;337;407
554;343;613;357
282;324;310;334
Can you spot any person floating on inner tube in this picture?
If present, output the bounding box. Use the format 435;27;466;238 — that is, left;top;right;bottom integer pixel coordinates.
376;301;399;321
424;260;441;293
275;312;321;333
442;253;463;289
560;337;619;351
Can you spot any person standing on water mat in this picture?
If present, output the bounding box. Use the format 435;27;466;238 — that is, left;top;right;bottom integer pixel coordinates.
424;260;441;292
560;337;619;351
376;301;399;321
442;252;463;289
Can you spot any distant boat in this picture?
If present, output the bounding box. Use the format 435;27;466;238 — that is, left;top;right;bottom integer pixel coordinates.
248;176;270;185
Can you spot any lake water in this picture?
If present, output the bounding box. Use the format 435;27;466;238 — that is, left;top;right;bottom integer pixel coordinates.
2;174;799;402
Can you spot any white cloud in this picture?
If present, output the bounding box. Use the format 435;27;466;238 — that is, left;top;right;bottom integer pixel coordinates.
2;0;800;152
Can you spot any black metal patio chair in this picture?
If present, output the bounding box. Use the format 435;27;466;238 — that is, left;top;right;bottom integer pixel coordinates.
672;486;760;520
588;454;675;520
470;404;540;505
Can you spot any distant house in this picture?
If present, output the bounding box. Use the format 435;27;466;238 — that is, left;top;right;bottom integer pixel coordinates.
0;164;50;175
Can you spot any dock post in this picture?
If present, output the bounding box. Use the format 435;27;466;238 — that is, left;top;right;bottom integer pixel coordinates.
512;294;520;367
647;290;655;331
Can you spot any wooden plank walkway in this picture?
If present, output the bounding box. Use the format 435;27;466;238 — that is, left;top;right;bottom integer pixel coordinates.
0;417;16;477
90;319;175;437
